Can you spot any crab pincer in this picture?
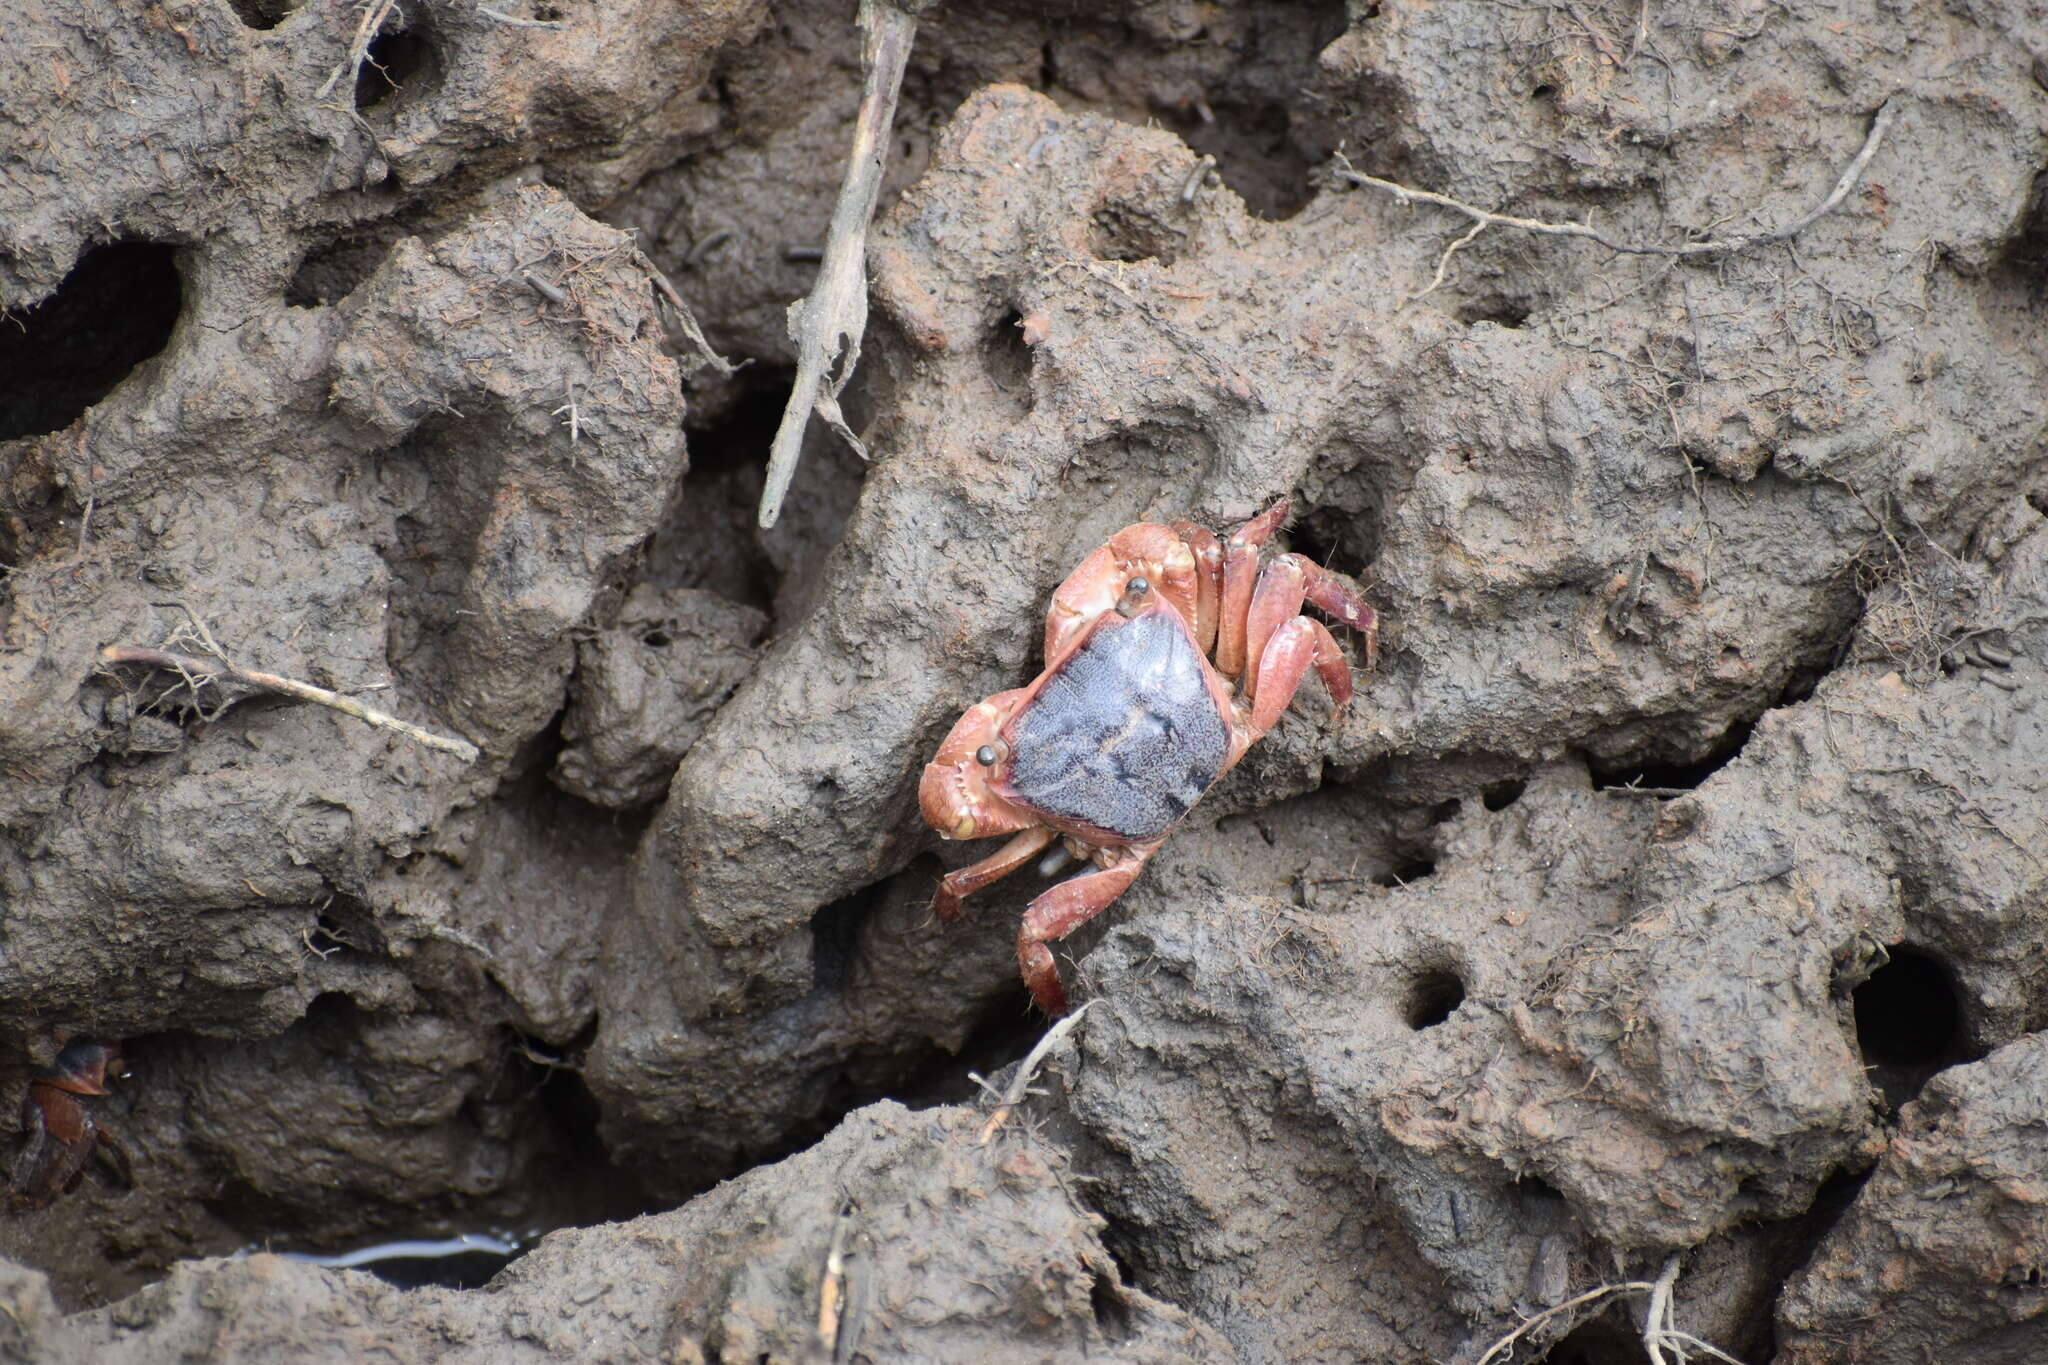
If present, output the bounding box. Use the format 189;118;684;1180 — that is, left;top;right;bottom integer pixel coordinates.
8;1041;133;1210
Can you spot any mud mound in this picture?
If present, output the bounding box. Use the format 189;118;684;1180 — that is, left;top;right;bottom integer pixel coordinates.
2;0;2045;1360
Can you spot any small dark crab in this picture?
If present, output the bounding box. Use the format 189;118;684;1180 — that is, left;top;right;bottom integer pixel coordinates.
7;1041;133;1211
920;498;1377;1014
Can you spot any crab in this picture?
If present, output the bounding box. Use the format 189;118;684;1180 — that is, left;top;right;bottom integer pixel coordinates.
920;497;1377;1015
7;1041;133;1210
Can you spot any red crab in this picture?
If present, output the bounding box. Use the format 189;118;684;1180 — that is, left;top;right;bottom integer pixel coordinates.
7;1041;133;1210
920;498;1377;1015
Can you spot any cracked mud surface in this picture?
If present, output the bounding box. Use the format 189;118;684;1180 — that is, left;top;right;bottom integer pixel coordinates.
2;1;2046;1361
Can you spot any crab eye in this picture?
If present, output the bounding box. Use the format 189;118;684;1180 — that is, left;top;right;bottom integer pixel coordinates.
1125;576;1148;597
974;744;998;766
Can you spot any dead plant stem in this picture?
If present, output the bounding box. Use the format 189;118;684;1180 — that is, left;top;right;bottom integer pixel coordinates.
977;1002;1092;1143
98;644;479;763
758;0;918;528
1338;99;1897;282
1475;1253;1753;1365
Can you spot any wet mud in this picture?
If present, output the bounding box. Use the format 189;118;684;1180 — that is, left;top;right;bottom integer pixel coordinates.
2;0;2046;1360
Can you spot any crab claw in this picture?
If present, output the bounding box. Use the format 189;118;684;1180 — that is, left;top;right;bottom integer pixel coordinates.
44;1042;124;1097
919;691;1036;843
1043;523;1201;663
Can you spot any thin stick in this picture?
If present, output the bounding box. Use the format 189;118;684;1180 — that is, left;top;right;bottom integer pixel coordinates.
98;645;479;763
758;0;918;529
1565;1;1625;66
316;0;400;100
1336;98;1896;261
682;228;735;270
978;1002;1092;1144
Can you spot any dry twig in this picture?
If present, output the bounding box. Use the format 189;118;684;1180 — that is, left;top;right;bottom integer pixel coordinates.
976;1002;1092;1144
98;644;479;763
758;0;919;528
812;1202;862;1362
1337;98;1897;291
522;270;569;305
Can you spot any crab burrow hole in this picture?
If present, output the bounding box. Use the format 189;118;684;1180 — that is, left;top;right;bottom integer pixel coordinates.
1374;855;1437;889
285;233;394;309
1088;194;1182;266
1481;778;1527;811
354;12;443;116
1588;714;1757;796
0;240;183;442
224;0;298;27
985;308;1036;411
1851;943;1978;1108
1404;965;1467;1030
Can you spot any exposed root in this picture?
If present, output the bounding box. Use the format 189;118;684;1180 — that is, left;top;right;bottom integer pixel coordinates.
757;0;920;529
1476;1279;1659;1365
1642;1254;1752;1365
1407;219;1488;307
97;644;480;763
1475;1254;1752;1365
316;0;400;101
1337;98;1898;293
975;1001;1093;1144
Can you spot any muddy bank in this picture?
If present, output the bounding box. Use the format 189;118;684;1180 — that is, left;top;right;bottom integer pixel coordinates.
2;0;2046;1360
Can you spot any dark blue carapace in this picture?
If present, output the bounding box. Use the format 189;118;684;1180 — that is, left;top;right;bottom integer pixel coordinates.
1003;608;1229;841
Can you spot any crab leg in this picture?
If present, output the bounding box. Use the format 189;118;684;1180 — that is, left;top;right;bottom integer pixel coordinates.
1214;498;1290;680
1242;554;1316;702
1232;497;1291;547
1017;844;1156;1015
1168;521;1224;656
1246;560;1378;705
932;825;1057;922
1304;568;1378;666
1247;617;1353;735
7;1101;57;1205
94;1125;134;1187
9;1091;90;1209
